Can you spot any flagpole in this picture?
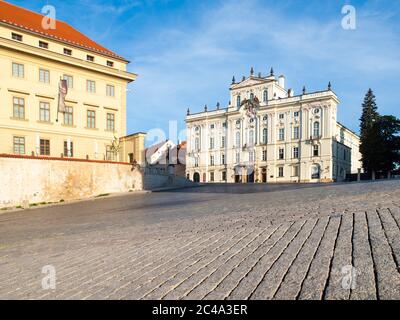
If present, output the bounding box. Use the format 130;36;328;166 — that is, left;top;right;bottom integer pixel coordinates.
56;77;61;123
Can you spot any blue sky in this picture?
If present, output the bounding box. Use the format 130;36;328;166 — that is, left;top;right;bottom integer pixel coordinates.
10;0;400;144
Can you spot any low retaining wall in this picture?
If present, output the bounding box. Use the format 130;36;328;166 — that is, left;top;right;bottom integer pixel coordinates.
144;174;197;190
0;154;143;208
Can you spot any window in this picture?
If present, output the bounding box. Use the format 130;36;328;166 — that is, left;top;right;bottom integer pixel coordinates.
278;167;284;178
39;102;50;122
210;155;215;166
12;33;22;41
210;124;215;129
40;139;50;156
293;126;300;140
263;90;268;102
313;145;319;157
279;148;284;160
13;136;25;155
195;137;200;151
64;48;72;55
262;128;268;144
222;122;227;128
222;171;227;181
12;63;24;78
250;93;254;101
294;111;299;117
209;137;215;150
221;136;226;148
106;84;115;97
221;154;226;165
236;152;240;164
249;130;254;146
64;141;74;157
39;41;48;49
293;147;299;159
87;80;96;93
106;145;116;161
63;75;73;88
106;113;115;131
87;55;95;62
313;122;320;138
262;150;267;161
107;60;114;67
87;110;96;128
235;132;241;148
249;151;254;162
64;106;73;125
236;95;241;108
39;68;50;83
293;165;299;177
13;97;25;119
279;128;285;141
194;157;199;167
210;172;215;182
279;113;284;119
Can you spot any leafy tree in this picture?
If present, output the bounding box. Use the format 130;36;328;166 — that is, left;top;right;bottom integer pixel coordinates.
374;115;400;173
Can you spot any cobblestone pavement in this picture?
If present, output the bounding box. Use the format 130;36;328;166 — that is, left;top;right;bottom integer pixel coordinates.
1;180;400;300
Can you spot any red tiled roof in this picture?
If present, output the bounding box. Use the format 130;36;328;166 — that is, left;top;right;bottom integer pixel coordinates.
0;0;125;60
178;141;187;149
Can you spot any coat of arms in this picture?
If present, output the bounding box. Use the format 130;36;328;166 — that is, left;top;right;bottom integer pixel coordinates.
241;96;260;118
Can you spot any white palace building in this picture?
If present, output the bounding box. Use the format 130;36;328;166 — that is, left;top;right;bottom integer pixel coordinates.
185;68;361;184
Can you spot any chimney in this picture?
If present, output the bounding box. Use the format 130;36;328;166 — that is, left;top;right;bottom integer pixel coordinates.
278;75;285;89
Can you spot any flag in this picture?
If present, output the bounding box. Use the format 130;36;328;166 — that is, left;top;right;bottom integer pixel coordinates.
58;79;68;113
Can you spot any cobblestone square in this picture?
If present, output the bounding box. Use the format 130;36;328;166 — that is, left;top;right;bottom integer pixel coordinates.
1;180;400;300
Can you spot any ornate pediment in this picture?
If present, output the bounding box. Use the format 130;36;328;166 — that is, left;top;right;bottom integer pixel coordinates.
231;77;270;90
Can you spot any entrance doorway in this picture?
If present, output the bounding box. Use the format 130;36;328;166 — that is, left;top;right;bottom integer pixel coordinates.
261;168;267;183
235;175;241;183
193;172;200;183
247;172;255;183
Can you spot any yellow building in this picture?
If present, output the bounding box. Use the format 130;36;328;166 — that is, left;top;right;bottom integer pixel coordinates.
0;0;144;163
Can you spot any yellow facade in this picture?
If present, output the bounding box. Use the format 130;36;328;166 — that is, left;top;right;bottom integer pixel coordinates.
119;133;146;165
0;21;138;161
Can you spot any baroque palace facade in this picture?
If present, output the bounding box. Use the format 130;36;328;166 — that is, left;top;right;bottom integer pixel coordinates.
0;1;145;164
185;68;361;183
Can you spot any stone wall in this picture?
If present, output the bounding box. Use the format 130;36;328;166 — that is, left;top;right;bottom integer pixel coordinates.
0;155;143;208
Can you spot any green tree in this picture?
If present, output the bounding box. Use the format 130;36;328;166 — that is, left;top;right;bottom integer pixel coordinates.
360;88;379;139
359;89;380;174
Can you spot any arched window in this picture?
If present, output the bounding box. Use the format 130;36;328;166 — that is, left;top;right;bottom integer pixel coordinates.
237;95;241;108
236;131;241;148
263;90;268;102
250;93;254;101
195;137;200;150
249;130;254;146
313;122;320;138
311;164;321;179
263;128;268;144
